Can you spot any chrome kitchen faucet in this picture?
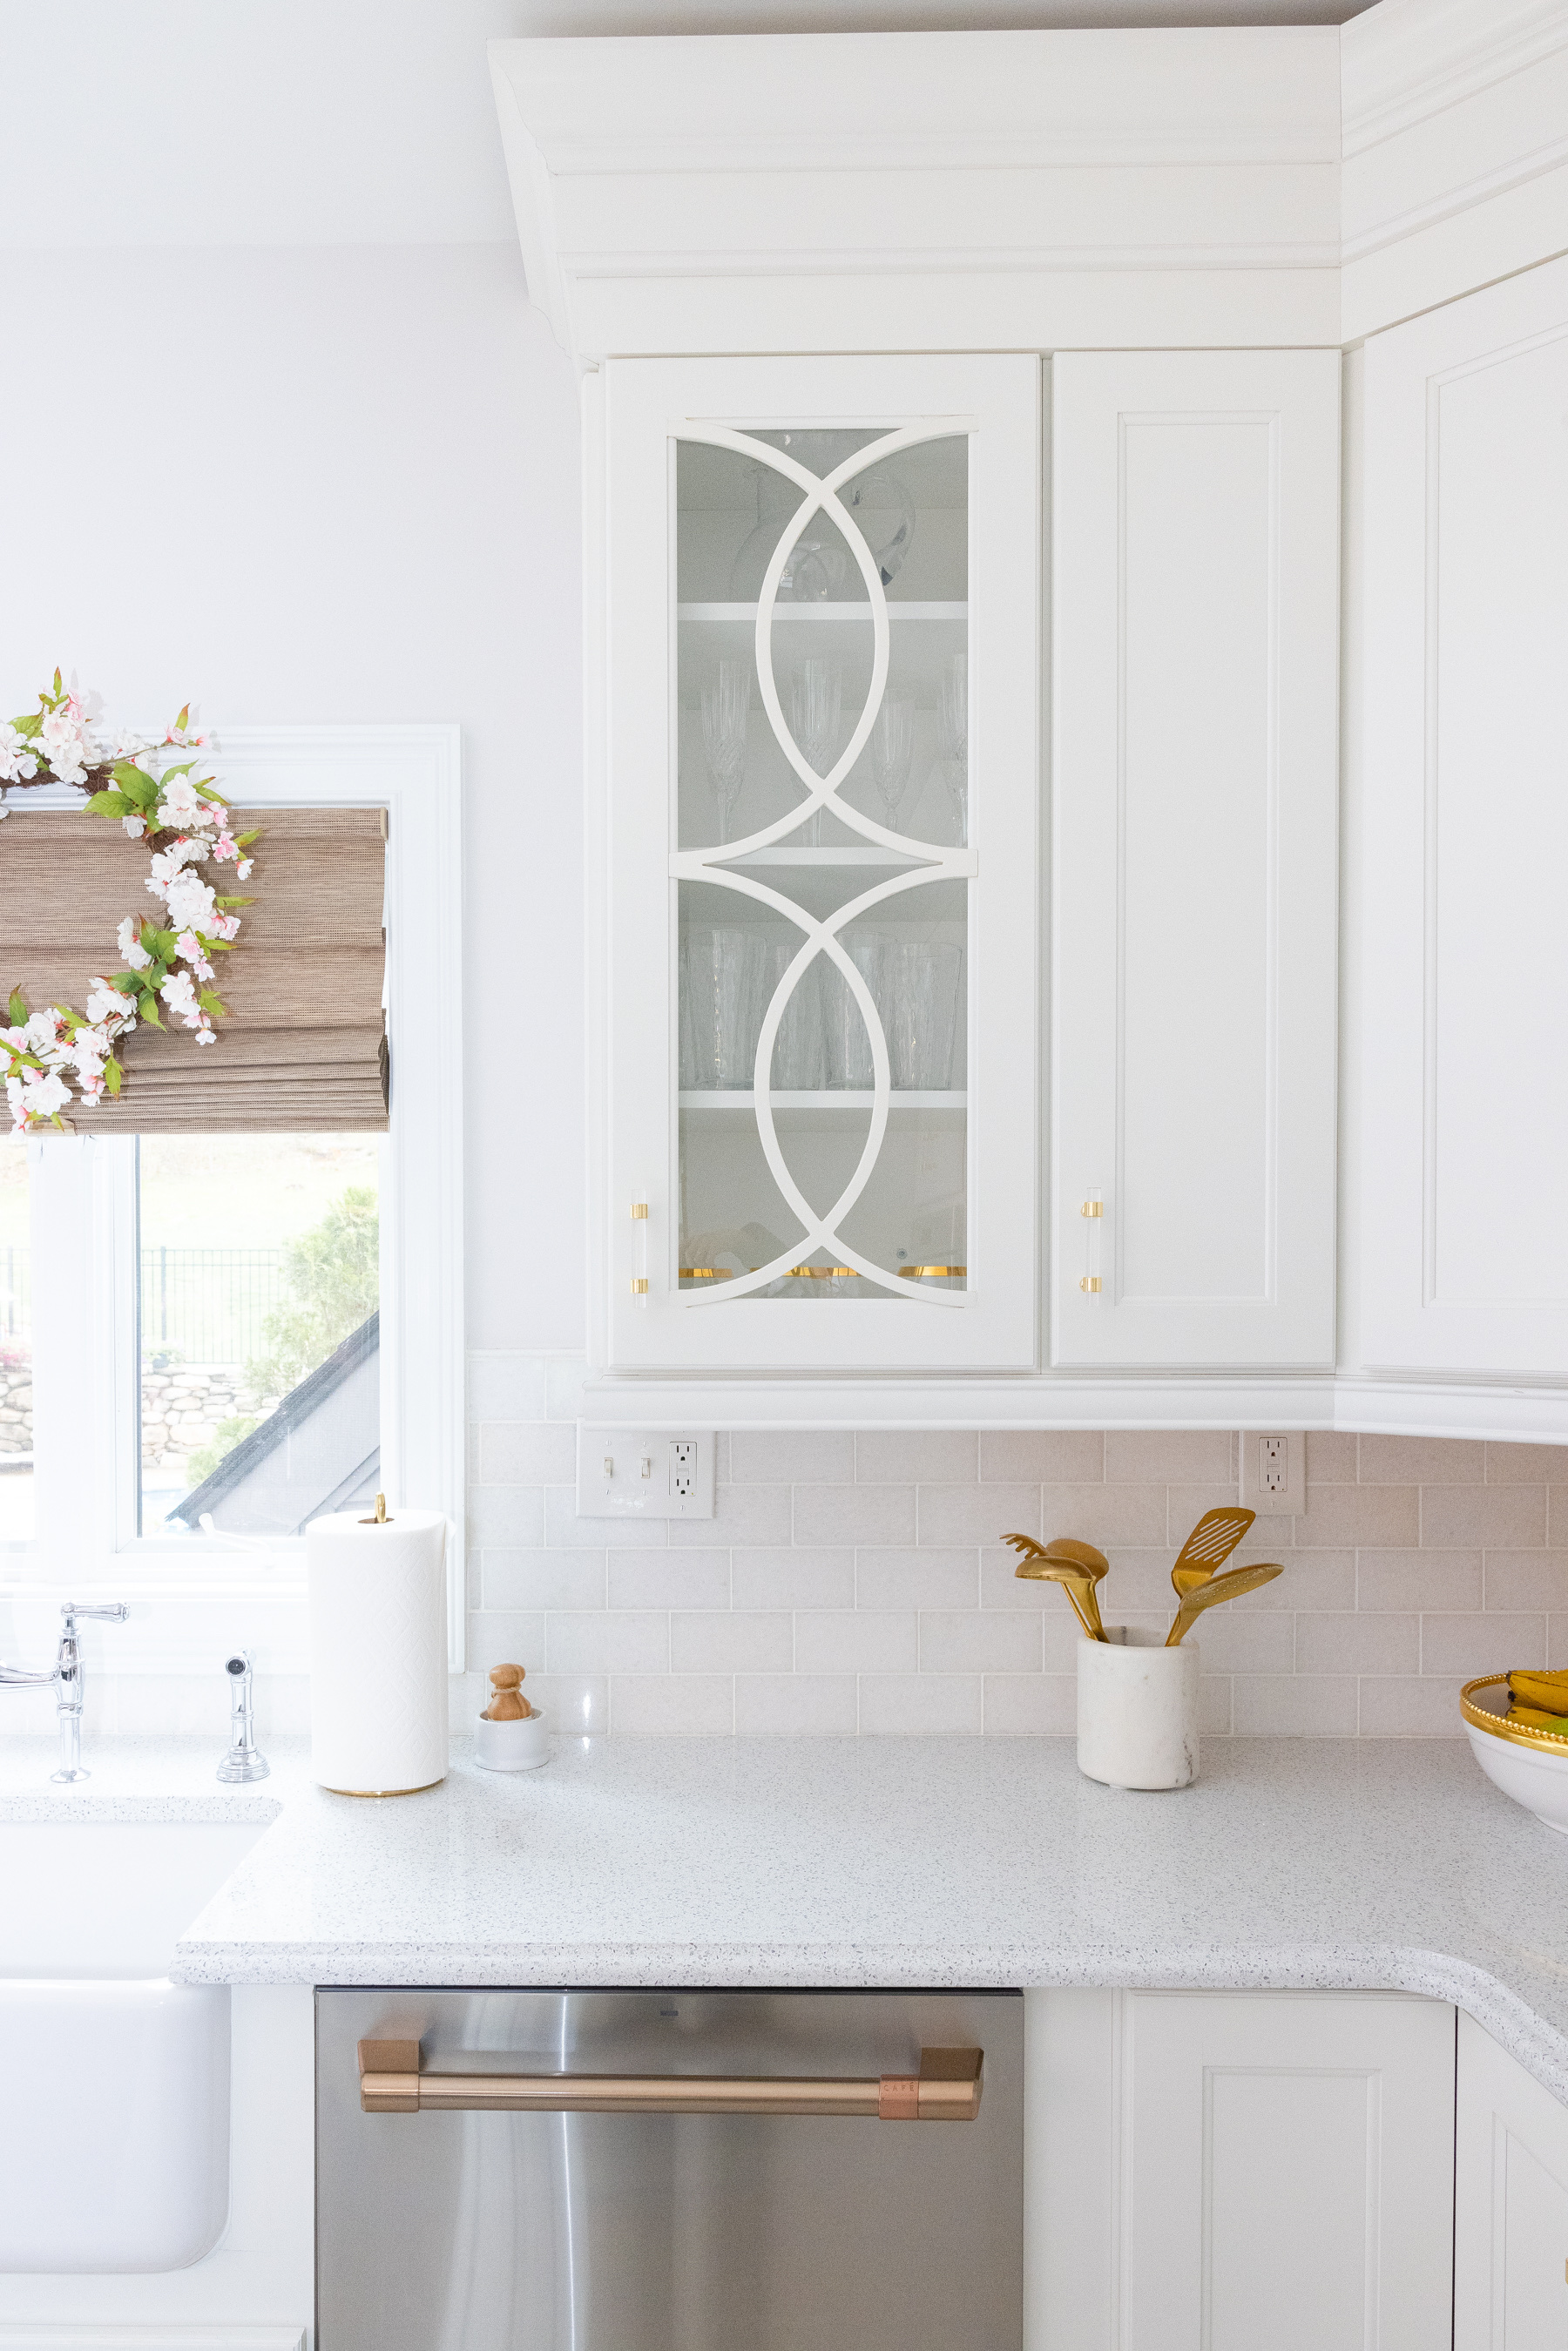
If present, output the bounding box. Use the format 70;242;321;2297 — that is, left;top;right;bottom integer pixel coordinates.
0;1601;129;1782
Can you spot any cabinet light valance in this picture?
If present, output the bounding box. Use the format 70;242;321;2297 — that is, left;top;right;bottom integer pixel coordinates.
0;806;388;1132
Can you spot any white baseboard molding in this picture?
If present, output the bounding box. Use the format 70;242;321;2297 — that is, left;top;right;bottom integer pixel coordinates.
0;2331;305;2351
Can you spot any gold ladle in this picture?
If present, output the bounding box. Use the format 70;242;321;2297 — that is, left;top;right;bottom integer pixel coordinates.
1165;1560;1283;1646
1003;1533;1109;1640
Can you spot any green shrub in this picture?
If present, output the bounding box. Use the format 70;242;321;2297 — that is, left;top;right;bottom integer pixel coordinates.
246;1186;379;1401
186;1414;260;1485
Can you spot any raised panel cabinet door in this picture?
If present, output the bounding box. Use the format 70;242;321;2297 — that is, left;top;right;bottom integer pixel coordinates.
1359;254;1568;1376
1051;350;1340;1368
600;354;1040;1373
1456;2010;1568;2348
1120;1992;1455;2351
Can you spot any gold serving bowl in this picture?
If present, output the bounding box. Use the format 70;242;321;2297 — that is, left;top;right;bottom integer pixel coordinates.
1461;1675;1568;1834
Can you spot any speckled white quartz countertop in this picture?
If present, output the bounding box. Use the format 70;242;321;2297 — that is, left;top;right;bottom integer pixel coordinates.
9;1733;1568;2103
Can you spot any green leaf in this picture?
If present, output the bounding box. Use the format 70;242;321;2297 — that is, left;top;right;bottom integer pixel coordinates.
213;895;253;909
111;762;159;807
7;989;27;1026
83;789;133;819
138;993;164;1029
198;990;228;1017
104;1057;122;1096
233;828;260;846
109;972;140;996
14;713;42;740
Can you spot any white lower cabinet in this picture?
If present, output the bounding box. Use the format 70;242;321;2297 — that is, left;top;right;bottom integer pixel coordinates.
1026;1989;1456;2348
1455;2010;1568;2348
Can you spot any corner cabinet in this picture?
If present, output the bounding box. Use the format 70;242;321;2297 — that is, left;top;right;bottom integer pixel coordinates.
597;355;1041;1373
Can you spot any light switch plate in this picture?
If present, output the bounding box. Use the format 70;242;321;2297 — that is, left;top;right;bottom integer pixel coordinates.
576;1428;716;1519
1240;1429;1305;1517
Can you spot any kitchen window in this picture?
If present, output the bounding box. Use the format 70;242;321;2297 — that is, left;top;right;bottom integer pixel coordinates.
0;726;465;1666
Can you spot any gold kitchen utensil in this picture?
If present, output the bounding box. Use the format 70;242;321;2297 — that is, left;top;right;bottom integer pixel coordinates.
1003;1533;1110;1640
1170;1505;1256;1599
1165;1560;1283;1647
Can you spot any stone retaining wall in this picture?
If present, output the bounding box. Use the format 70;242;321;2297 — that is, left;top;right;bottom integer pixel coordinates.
0;1353;30;1454
141;1365;281;1469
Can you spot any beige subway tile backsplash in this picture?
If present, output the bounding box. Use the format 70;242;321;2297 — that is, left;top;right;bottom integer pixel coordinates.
463;1357;1567;1737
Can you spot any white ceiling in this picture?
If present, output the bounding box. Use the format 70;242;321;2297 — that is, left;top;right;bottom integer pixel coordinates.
0;0;1380;250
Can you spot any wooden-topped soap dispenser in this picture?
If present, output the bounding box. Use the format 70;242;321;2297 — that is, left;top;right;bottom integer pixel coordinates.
474;1662;550;1772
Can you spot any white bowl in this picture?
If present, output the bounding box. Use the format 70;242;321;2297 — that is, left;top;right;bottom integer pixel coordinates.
1463;1676;1568;1833
474;1707;550;1772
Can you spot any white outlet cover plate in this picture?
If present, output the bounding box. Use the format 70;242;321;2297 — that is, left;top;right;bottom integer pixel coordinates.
577;1429;717;1519
1240;1429;1306;1517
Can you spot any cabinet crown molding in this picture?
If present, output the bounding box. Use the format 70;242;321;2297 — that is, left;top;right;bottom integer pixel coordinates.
490;14;1568;361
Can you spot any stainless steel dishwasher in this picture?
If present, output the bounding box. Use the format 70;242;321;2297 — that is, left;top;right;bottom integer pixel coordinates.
317;1986;1023;2350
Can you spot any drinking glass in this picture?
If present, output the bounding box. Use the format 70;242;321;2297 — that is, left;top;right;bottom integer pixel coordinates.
684;926;765;1090
869;692;915;834
938;652;969;846
760;936;828;1092
701;659;751;846
883;942;963;1091
823;933;884;1091
787;660;841;847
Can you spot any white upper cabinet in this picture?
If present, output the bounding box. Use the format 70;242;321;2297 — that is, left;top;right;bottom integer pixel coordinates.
1359;256;1568;1380
600;355;1040;1373
1051;351;1342;1368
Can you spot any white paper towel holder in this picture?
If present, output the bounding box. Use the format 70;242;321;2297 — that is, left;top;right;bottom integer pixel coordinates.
309;1492;449;1798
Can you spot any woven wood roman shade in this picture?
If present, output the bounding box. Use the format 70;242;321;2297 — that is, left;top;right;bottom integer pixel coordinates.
0;807;388;1132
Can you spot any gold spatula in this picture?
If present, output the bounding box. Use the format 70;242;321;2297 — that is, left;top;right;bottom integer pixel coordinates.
1003;1533;1109;1640
1170;1505;1256;1600
1165;1559;1282;1646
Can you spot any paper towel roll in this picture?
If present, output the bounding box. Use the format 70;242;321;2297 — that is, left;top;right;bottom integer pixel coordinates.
308;1506;449;1795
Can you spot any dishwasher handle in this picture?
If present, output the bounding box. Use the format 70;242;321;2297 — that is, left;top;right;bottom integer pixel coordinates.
358;2039;983;2123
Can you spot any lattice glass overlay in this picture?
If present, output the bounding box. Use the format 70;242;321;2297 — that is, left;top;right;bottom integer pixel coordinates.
675;429;970;1303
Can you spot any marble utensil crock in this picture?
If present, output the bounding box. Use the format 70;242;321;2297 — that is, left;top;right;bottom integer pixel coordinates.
1078;1626;1200;1791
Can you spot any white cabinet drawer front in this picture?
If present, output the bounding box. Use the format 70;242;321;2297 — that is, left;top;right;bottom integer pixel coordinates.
1120;1991;1455;2351
601;353;1040;1373
1360;254;1568;1376
1051;350;1339;1368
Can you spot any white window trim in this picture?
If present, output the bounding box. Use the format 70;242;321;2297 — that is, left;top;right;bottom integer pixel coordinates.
3;724;466;1671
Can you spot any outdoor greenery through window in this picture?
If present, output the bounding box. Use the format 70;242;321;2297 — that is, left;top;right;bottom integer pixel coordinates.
139;1135;382;1538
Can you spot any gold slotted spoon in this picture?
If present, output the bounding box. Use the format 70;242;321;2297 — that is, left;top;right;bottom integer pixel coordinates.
1165;1560;1283;1647
1004;1533;1110;1640
1170;1505;1256;1600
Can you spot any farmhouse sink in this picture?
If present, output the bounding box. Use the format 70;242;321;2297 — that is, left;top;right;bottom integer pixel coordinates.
0;1818;264;2273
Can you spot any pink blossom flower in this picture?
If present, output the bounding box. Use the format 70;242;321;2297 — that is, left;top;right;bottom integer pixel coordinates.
122;814;146;838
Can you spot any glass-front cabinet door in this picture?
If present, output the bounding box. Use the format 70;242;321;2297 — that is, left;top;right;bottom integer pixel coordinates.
603;356;1039;1370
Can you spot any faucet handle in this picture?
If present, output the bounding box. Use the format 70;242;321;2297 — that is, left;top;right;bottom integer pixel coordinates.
61;1602;130;1627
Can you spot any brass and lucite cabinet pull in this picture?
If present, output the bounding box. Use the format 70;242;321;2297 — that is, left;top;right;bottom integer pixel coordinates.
358;2039;983;2122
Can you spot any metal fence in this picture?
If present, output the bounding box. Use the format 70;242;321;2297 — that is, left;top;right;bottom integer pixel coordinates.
0;1246;287;1363
139;1247;287;1366
0;1245;27;1342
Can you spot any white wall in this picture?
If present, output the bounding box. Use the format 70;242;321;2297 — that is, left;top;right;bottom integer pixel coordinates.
0;240;586;1355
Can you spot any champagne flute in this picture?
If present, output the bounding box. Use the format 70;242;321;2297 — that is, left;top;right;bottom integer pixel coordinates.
938;652;968;846
701;659;751;846
787;659;841;848
869;692;915;834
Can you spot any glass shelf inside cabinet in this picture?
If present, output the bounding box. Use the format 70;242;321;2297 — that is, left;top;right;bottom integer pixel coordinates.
673;425;971;1303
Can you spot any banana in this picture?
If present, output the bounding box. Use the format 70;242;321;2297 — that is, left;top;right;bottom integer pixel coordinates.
1507;1669;1568;1713
1507;1705;1568;1736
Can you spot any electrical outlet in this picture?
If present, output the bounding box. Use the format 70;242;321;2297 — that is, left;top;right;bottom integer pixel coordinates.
577;1429;716;1519
1240;1429;1305;1517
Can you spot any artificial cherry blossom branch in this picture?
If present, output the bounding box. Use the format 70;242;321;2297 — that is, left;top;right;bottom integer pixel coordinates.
0;673;258;1132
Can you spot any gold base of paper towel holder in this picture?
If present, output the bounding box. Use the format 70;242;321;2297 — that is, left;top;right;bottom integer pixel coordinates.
323;1778;446;1799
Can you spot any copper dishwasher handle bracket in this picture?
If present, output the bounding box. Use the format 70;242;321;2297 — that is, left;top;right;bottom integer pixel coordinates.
359;2039;983;2123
